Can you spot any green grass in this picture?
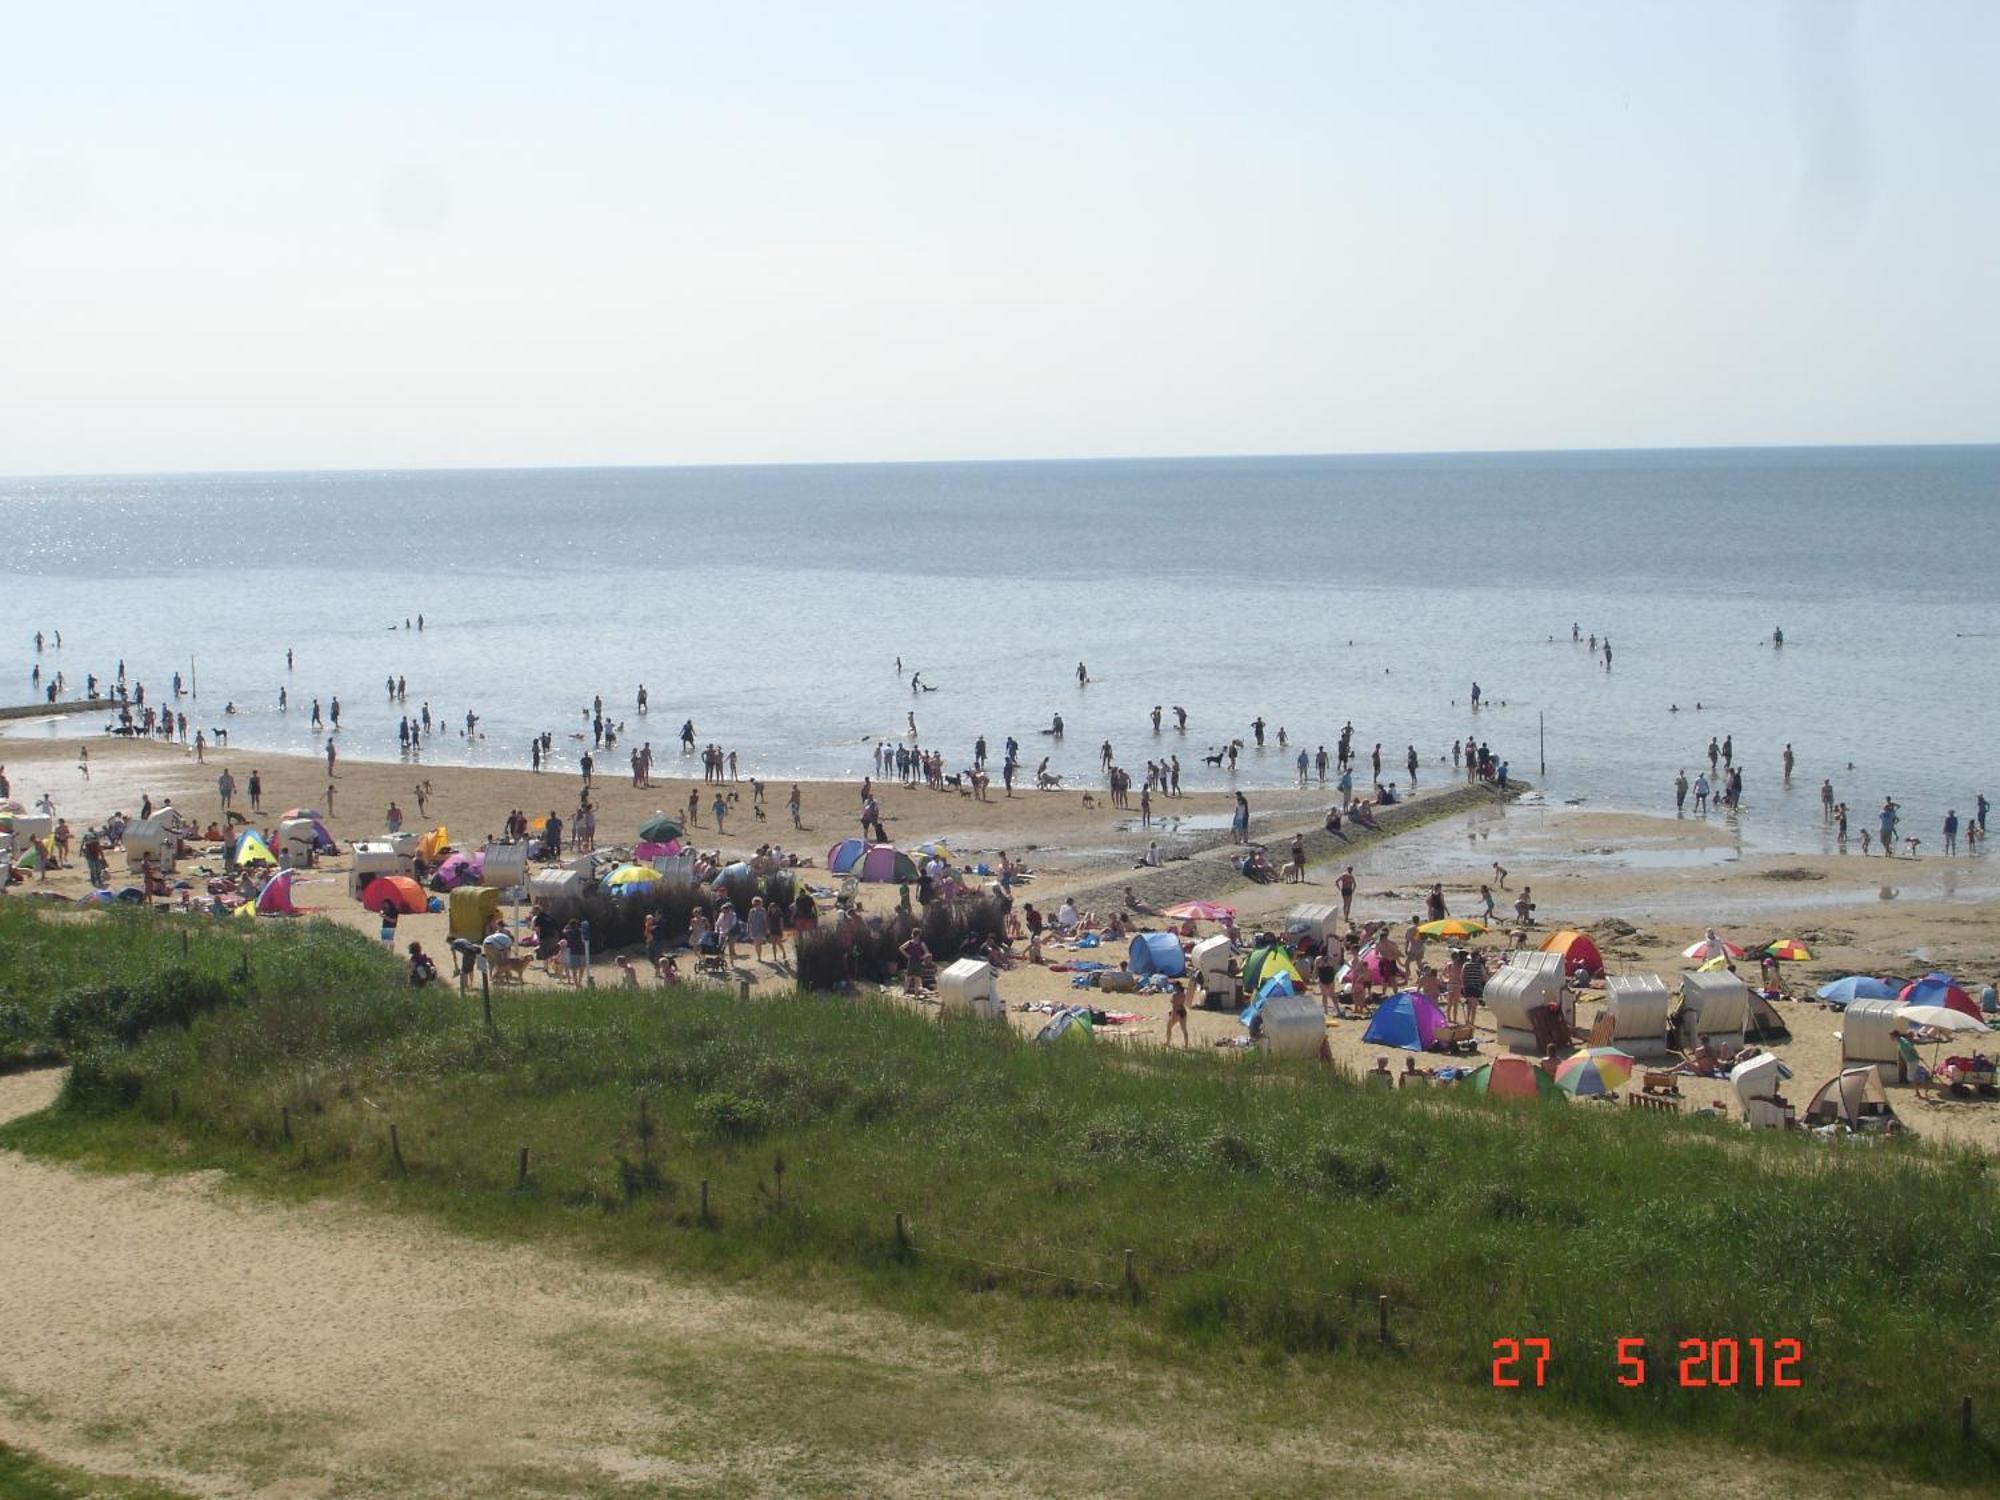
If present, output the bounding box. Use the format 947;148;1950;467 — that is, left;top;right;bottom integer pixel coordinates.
3;904;1997;1488
0;1443;193;1500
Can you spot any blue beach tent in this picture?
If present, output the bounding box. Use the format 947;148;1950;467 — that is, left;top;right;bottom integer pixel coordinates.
1128;931;1186;978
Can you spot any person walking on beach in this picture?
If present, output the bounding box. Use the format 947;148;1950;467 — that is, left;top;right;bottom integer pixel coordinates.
1230;792;1249;844
1692;772;1710;814
1337;865;1357;919
711;792;727;834
217;768;235;814
788;784;802;829
1370;743;1382;780
1673;770;1688;814
1821;779;1835;821
248;769;262;811
1406;745;1419;784
326;740;337;777
1879;797;1899;855
1164;976;1189;1047
1140;784;1152;828
1296;748;1310;787
1944;810;1959;855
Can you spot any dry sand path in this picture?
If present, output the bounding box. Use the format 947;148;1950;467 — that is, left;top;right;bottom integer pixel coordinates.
0;1069;1949;1499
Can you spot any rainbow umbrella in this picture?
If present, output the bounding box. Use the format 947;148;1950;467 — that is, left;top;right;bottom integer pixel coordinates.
1463;1056;1563;1101
1555;1047;1636;1097
603;863;661;893
1418;917;1487;938
1762;939;1813;962
1683;937;1745;960
1164;900;1235;923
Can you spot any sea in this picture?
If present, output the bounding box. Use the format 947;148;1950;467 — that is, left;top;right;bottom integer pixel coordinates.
2;446;1995;851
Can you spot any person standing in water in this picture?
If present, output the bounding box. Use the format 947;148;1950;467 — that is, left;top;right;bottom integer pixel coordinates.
1782;744;1795;784
1076;662;1088;686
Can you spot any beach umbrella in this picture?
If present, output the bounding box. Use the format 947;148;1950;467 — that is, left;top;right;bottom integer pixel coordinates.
1762;939;1813;962
1895;1004;1988;1034
1418;917;1487;938
414;826;449;863
1815;975;1896;1005
637;812;684;843
910;839;954;861
1463;1056;1562;1101
603;863;661;892
359;875;427;914
278;807;322;822
1898;973;1979;1020
1554;1047;1636;1097
1683;937;1745;960
1729;1053;1793;1104
1163;900;1235;923
633;839;681;859
233;830;277;867
1361;992;1446;1052
0;799;23;814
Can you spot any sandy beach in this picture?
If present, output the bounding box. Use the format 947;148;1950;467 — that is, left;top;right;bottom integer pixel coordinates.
7;733;2000;1153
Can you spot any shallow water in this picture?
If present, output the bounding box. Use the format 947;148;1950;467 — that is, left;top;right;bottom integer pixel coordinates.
5;446;1997;853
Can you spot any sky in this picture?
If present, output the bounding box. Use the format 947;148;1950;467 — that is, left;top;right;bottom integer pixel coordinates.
1;0;1995;474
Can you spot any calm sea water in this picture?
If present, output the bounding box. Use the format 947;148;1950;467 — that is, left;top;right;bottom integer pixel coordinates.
3;447;1996;848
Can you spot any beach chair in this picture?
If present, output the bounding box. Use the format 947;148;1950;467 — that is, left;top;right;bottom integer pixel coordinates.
1640;1069;1681;1097
1627;1092;1680;1115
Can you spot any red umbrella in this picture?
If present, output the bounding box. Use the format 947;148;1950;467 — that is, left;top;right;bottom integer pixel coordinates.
1164;900;1235;923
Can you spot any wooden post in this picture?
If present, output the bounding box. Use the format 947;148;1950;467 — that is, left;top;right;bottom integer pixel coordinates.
1123;1248;1137;1300
699;1178;711;1224
389;1123;406;1175
738;978;750;1001
481;967;493;1031
516;1146;529;1189
1963;1395;1975;1441
773;1153;785;1207
1378;1294;1390;1346
894;1211;907;1251
281;1105;291;1142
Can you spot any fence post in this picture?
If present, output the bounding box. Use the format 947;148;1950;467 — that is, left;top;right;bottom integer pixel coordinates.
738;978;750;1001
894;1212;907;1252
516;1146;529;1189
389;1123;406;1175
1378;1294;1390;1346
700;1178;711;1225
481;967;493;1031
773;1153;785;1207
281;1105;291;1142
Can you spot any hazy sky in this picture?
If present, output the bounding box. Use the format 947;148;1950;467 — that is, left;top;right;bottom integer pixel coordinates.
3;1;1995;474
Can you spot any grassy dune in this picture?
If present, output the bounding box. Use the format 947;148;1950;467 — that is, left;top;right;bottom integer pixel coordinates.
2;904;1996;1487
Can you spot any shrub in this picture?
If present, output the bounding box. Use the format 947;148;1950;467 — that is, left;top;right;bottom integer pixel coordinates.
695;1090;770;1142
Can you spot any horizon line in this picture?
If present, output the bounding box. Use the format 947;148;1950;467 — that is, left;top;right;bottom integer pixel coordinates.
3;437;1997;485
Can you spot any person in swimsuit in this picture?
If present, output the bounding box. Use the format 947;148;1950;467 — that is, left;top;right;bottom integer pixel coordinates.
1165;976;1189;1047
